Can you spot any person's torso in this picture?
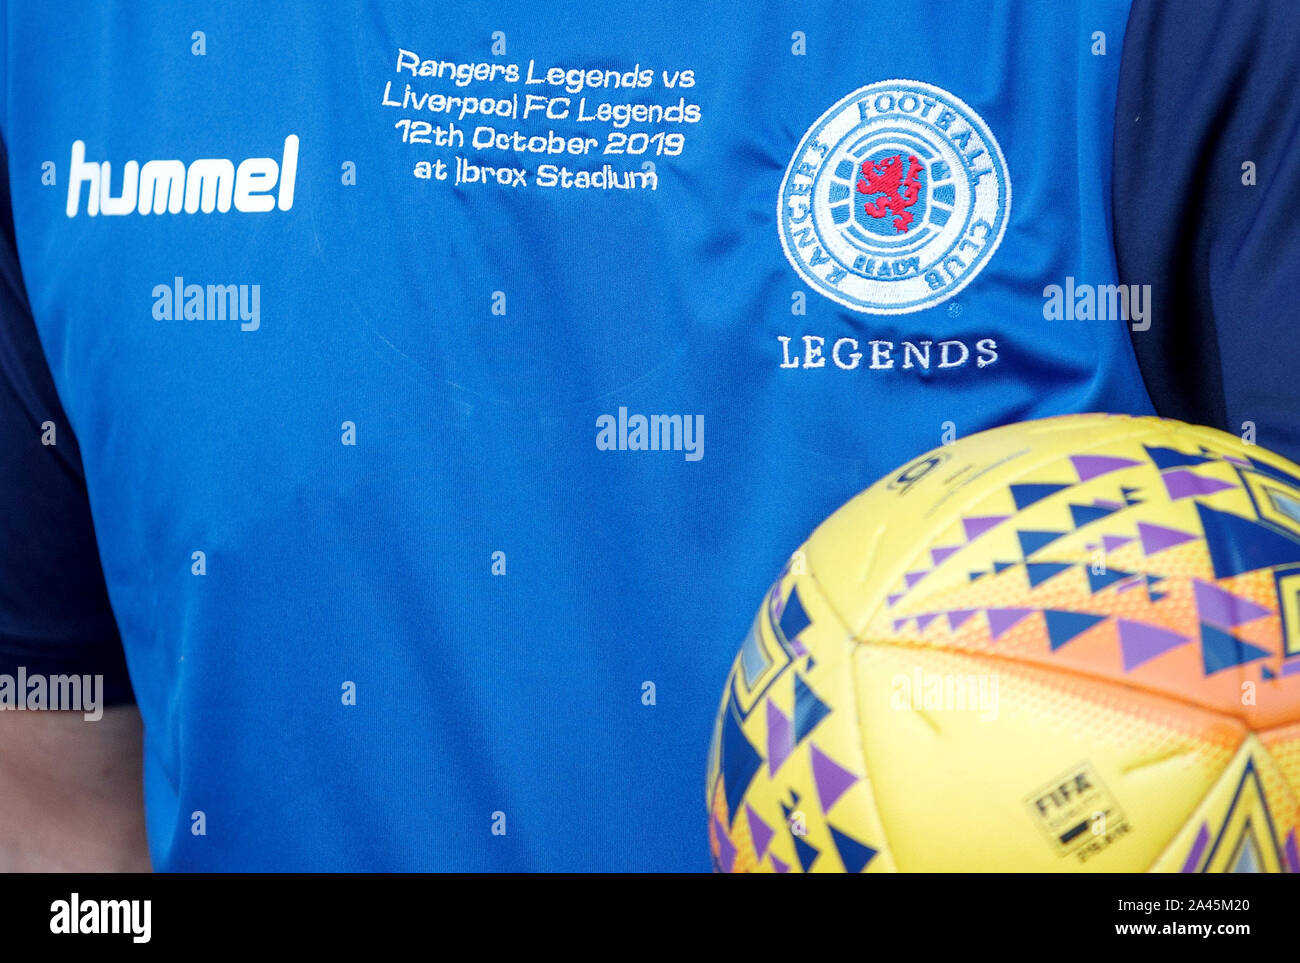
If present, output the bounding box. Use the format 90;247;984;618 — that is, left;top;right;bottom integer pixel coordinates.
2;0;1152;869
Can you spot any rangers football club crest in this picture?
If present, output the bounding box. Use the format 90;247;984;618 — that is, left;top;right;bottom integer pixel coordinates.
778;79;1011;315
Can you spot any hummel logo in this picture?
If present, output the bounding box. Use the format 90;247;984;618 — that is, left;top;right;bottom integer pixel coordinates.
65;135;299;217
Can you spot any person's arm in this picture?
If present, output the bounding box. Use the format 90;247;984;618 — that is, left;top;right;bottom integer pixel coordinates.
1114;0;1300;463
0;131;149;871
0;707;149;871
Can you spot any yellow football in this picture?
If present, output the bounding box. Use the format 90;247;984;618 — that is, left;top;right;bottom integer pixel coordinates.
708;414;1300;872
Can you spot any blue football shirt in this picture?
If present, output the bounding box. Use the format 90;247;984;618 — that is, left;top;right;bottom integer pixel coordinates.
0;0;1294;870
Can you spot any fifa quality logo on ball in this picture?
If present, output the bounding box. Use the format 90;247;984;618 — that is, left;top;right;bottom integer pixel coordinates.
777;79;1011;314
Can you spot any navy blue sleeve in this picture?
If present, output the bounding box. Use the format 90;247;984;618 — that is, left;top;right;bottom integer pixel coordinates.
0;134;133;704
1114;0;1300;463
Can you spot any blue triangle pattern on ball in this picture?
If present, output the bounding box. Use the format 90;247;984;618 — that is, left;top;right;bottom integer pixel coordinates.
1069;503;1119;529
1200;623;1272;675
1010;483;1070;511
793;833;820;872
829;826;877;873
778;586;812;645
1145;445;1213;470
1044;610;1107;650
720;697;763;825
793;674;830;744
1196;502;1300;578
1018;530;1067;557
1087;567;1134;593
1026;562;1073;587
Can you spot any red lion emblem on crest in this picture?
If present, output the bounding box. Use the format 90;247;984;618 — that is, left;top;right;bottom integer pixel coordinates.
856;154;924;234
